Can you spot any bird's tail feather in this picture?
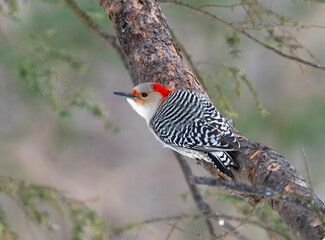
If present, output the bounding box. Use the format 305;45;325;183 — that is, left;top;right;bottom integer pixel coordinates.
207;151;238;179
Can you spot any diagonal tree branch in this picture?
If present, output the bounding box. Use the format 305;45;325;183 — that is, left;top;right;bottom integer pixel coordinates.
98;0;325;239
175;153;250;240
175;152;217;239
64;0;244;238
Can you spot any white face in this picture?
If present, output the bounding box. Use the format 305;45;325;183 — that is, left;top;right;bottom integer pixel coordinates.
126;83;164;123
127;97;159;123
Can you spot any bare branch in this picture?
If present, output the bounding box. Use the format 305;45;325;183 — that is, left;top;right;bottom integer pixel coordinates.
300;147;325;229
65;0;137;84
111;212;291;240
165;221;178;240
175;153;250;240
161;0;325;71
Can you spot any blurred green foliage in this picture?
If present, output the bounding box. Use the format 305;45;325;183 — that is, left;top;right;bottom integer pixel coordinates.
0;1;119;132
0;176;109;240
204;189;292;239
0;206;17;240
225;31;242;58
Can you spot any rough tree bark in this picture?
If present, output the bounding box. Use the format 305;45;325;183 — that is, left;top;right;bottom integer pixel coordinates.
99;0;325;239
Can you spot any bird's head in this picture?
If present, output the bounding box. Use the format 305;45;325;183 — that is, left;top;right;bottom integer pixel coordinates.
114;82;171;122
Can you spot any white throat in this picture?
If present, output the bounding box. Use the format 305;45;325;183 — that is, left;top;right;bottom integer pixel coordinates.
127;98;159;124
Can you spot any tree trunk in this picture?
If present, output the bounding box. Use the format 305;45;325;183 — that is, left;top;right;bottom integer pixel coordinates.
99;0;325;239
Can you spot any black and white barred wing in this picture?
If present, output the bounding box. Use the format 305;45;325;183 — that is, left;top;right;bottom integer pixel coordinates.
150;90;239;152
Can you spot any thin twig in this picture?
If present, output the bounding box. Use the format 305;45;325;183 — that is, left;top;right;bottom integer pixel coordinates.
165;221;178;240
198;2;254;10
65;0;137;84
169;29;205;85
4;191;57;240
112;212;291;240
175;153;250;240
161;0;325;71
197;1;325;30
165;222;215;239
231;20;325;30
300;147;325;229
174;152;218;239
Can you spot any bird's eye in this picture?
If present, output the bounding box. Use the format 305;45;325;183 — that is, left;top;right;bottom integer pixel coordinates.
141;92;148;97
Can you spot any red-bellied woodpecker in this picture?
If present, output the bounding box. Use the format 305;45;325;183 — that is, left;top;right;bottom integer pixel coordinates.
114;82;240;178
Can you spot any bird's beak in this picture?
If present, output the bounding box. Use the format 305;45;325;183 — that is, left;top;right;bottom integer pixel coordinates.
113;91;136;99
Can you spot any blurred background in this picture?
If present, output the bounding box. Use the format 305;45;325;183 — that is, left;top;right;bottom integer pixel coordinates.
0;0;325;239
